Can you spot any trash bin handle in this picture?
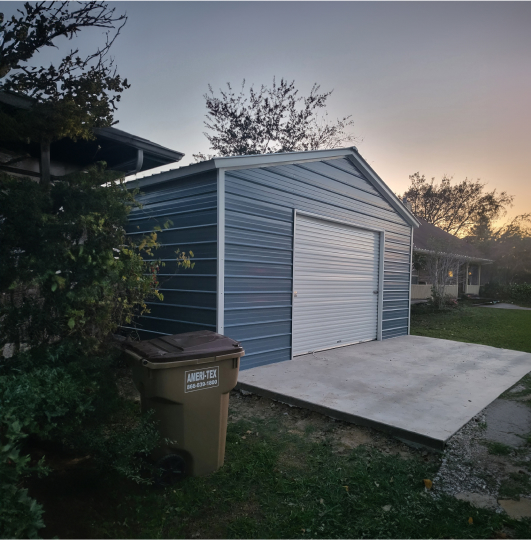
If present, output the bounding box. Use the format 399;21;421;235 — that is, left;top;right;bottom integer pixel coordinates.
124;350;143;363
138;351;245;370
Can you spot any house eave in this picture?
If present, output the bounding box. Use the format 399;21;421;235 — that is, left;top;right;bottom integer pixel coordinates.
94;127;184;163
0;91;184;175
413;247;493;264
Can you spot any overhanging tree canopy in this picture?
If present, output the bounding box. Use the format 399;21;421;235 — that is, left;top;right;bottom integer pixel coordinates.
0;1;129;183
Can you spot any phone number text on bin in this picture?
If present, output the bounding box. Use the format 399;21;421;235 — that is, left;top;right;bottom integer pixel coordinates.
185;366;219;393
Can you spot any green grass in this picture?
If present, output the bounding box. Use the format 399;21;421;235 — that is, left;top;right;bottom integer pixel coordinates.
411;304;531;353
31;414;531;539
499;472;531;500
486;442;513;456
501;374;531;401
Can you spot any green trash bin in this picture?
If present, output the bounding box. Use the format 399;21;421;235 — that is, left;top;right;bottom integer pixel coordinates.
123;330;244;478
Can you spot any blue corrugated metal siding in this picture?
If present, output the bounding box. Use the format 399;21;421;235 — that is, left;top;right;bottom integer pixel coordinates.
224;157;412;369
124;171;217;340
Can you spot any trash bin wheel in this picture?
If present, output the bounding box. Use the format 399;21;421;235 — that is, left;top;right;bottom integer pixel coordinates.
155;454;187;486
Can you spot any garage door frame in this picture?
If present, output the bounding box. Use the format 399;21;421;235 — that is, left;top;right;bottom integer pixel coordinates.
291;210;385;358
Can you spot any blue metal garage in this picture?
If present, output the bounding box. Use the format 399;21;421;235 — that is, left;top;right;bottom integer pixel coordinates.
124;147;419;370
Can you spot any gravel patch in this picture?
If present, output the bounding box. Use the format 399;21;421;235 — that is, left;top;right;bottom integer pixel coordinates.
433;395;531;516
433;410;501;499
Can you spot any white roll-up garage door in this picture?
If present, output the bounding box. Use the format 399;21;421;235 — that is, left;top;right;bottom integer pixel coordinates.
292;213;381;356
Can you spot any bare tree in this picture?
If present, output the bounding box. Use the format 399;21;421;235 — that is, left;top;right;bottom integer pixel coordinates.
416;238;464;309
193;78;357;161
400;172;513;238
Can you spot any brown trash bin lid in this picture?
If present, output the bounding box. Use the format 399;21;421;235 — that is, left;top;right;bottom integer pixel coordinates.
122;330;244;363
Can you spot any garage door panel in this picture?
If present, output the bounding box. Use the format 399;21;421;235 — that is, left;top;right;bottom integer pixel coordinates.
299;255;377;268
297;248;379;258
295;297;378;308
296;229;378;245
296;331;376;353
292;214;380;356
296;236;378;253
297;228;379;244
294;317;378;332
295;299;378;310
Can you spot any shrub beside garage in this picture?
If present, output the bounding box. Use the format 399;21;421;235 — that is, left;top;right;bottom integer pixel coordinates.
0;168;171;537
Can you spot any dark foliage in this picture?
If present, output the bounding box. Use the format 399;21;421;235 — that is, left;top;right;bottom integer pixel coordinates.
0;2;129;155
0;342;161;538
194;78;357;161
471;214;531;284
481;282;531;304
400;172;513;238
0;167;167;353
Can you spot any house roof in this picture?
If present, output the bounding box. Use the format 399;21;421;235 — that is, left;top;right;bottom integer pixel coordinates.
126;147;420;229
93;127;184;172
413;217;492;263
0;90;184;175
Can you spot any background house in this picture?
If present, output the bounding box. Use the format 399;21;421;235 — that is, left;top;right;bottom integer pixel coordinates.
411;217;492;300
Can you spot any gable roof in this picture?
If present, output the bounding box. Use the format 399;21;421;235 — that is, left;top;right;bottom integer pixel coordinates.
127;147;420;228
413;217;492;263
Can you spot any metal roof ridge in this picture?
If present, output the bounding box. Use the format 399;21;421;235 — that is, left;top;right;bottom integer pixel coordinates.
127;147;357;183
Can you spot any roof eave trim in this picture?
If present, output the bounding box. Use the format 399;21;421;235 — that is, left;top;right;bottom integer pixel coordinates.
413;247;493;264
214;147;356;170
94;128;184;162
125;159;216;189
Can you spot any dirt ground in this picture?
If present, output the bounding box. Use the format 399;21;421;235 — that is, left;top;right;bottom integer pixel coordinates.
230;389;422;460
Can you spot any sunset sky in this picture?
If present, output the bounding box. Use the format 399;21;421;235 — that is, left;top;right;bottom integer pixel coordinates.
3;1;530;222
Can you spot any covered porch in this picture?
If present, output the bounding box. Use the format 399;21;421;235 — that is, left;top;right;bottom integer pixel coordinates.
411;260;484;300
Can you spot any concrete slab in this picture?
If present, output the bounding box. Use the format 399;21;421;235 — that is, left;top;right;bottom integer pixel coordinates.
478;303;531;310
237;336;531;451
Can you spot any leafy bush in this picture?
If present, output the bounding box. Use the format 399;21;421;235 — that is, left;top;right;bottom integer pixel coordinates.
0;342;95;538
0;342;161;537
412;287;461;313
0;166;187;353
0;406;47;539
0;166;194;536
481;282;531;304
0;484;45;540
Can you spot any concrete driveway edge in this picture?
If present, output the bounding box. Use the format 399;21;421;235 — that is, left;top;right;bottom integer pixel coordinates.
235;381;446;452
